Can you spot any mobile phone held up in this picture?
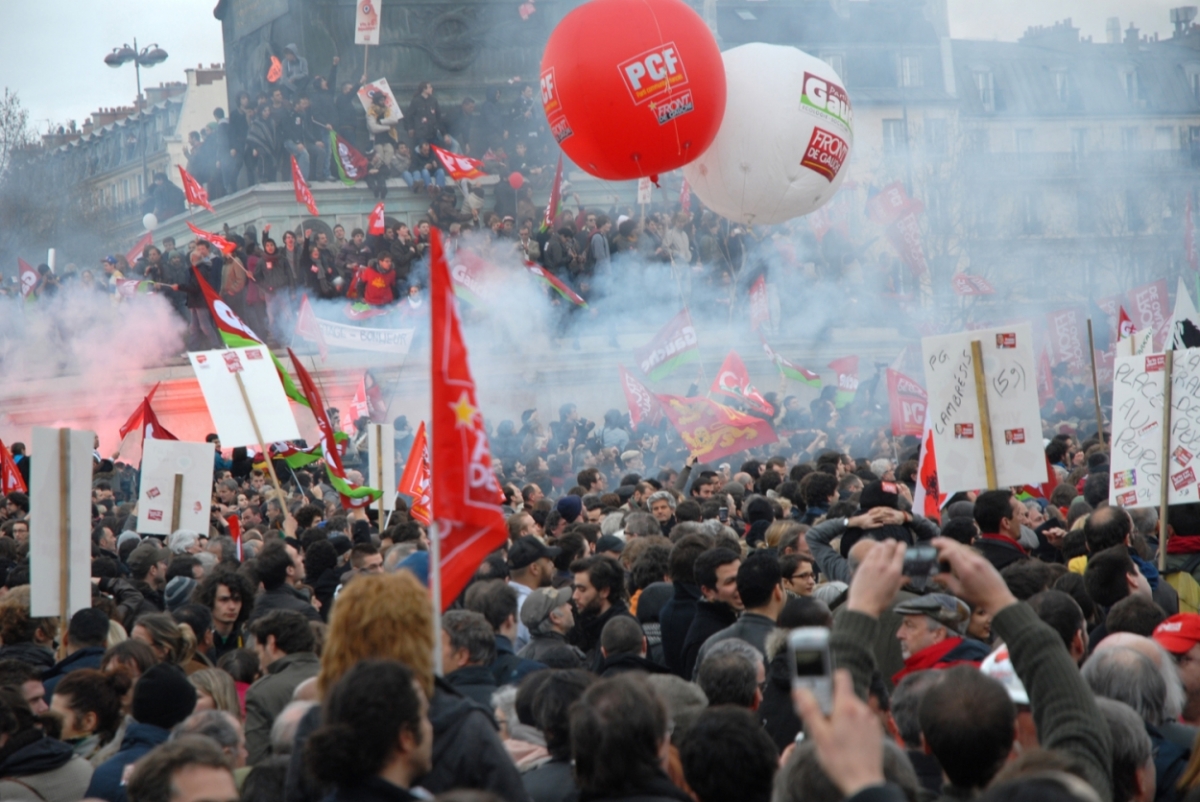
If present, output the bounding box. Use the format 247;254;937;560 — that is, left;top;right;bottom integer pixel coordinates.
903;544;950;591
788;627;832;715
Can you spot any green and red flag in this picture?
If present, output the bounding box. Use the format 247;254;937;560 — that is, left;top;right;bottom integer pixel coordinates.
635;309;699;381
711;351;773;415
760;336;821;387
524;260;587;307
330;130;369;186
287;347;382;509
828;355;859;408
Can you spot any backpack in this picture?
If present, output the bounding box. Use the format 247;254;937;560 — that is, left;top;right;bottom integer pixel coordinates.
221;255;248;296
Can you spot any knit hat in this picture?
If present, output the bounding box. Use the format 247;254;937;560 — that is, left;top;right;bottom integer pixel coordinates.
164;577;197;612
745;497;774;524
116;531;142;551
596;535;624;555
859;481;901;511
132;664;197;729
556;495;583;524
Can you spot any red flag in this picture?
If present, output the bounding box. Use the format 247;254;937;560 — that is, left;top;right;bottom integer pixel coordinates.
711;351;773;415
267;56;283;83
655;395;777;462
950;274;995;296
749;275;769;331
287;348;381;508
1019;456;1060;502
1188;195;1198;272
524;261;587;307
430;228;508;610
431;145;487;182
349;374;370;425
541;154;564;231
295;294;328;360
125;232;154;267
141;404;177;443
619;366;663;427
331;131;369;183
186;222;237;255
1046;307;1087;375
291;156;319;215
827;355;859;407
397;422;432;526
17;258;38;300
913;420;944;522
0;441;26;495
119;383;160;440
1118;306;1135;341
1037;348;1055;407
226;515;242;562
177;165;214;213
885;369;927;438
679;178;691;213
368;202;386;236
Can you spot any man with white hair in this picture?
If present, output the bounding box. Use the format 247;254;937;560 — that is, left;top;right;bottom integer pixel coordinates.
1092;632;1195;751
168;529;202;556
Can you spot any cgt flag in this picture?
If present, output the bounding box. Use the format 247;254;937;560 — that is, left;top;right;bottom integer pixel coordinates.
368;202;386;236
177;166;214;213
619;365;663;427
430;227;509;610
711;351;773;415
186;222;237;255
431;145;487;182
0;441;26;495
288;347;383;509
885;368;926;438
655;394;777;462
291;156;319;215
397;421;432;526
634;309;700;381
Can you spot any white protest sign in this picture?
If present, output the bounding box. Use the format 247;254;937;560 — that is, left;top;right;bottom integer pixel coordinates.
637;177;652;205
355;0;381;45
188;347;301;448
137;440;218;535
1110;348;1200;508
921;323;1045;493
368;423;397;511
315;317;414;355
29;428;93;619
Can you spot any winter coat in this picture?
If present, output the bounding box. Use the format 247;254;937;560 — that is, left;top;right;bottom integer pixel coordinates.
286;679;531;802
244;652;320;765
43;647;106;700
658;583;701;676
518;631;585;664
598;653;672;678
576;604;636;673
577;773;693;802
523;758;577;802
679;601;739;681
324;776;420;802
406;94;442;145
0;735;93;802
0;642;54;671
85;722;169;802
444;665;498;708
693;612;778;675
247;585;321;624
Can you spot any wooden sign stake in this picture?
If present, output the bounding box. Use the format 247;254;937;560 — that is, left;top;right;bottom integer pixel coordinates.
970;340;997;490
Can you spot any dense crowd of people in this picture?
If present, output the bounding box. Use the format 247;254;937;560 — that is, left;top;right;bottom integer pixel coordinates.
0;391;1196;802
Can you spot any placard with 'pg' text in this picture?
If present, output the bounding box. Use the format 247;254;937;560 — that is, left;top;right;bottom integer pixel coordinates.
921;323;1045;494
1110;348;1200;508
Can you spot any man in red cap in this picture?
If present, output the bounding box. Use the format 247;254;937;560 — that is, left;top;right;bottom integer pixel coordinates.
1153;613;1200;725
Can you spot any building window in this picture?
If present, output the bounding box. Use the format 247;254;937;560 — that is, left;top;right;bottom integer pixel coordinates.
883;119;907;153
1055;71;1071;102
822;53;845;77
1123;70;1139;101
1077;192;1095;234
1122;127;1140;152
973;71;995;112
1190;69;1200;101
966;129;989;153
1020;192;1042;235
1015;129;1034;153
1155;126;1175;150
1071;128;1087;162
899;55;922;88
925;118;947;157
1126;189;1145;232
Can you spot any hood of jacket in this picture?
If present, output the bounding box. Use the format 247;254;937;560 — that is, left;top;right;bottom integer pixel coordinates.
0;734;74;777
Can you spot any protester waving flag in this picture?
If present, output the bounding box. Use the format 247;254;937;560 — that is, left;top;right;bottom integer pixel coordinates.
711;351;773;415
524;261;587;307
760;336;821;387
186;222;237;255
330;130;369;186
177;165;214;213
397;421;431;526
619;366;662;427
540;154;564;232
191;265;309;407
291;156;319;215
430;227;508;610
288;347;382;509
431;145;487;182
0;441;26;495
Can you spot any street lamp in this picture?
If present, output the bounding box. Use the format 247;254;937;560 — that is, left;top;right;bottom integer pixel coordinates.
104;39;169;198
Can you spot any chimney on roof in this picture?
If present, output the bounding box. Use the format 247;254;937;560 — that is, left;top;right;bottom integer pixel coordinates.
1125;22;1140;47
1107;17;1121;43
1172;7;1198;37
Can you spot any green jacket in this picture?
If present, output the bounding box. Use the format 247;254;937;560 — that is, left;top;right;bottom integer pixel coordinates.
244;651;320;765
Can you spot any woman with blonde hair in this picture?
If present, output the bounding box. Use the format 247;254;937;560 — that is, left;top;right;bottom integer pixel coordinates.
189;668;241;719
129;613;197;672
0;586;58;670
286;572;526;801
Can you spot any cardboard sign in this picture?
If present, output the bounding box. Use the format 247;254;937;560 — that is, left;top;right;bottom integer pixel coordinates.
355;0;380;45
137;440;219;536
921;323;1045;493
29;428;93;618
188;347;301;448
1111;348;1200;507
367;423;397;511
637;177;652;205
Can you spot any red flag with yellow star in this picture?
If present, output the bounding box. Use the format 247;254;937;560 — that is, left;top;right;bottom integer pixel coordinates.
431;227;507;610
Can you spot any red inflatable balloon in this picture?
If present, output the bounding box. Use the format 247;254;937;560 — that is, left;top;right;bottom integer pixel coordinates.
540;0;725;181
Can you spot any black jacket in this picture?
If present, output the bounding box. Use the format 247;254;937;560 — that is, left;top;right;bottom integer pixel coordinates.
0;642;53;671
680;601;738;681
599;653;672;678
445;665;498;708
43;646;105;699
973;535;1028;573
576;603;636;673
658;583;701;677
325;777;419;802
523;757;577;802
248;585;321;623
287;678;530;802
578;773;692;802
760;648;802;751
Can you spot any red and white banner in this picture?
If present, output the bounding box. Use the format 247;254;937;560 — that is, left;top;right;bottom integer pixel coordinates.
397;421;431;525
867;182;928;277
0;441;26;495
178;165;214;213
1118;306;1135;341
431;145;487;182
368;202;386;236
291;155;319;215
295;295;328;360
749;275;769;330
355;0;380;44
17;258;38;300
886;368;927;438
1127;279;1169;346
1046;306;1087;375
950;274;995;296
711;351;773;415
619;365;662;427
185;222;237;255
912;412;945;522
828;355;860;407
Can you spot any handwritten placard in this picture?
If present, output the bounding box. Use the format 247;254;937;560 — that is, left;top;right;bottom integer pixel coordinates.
1110;348;1200;507
921;323;1045;494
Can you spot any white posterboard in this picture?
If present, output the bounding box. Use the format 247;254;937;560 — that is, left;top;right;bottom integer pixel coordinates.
637;177;652;205
1109;348;1200;508
368;423;397;510
29;428;93;618
188;347;301;448
137;440;217;536
921;323;1046;493
355;0;380;45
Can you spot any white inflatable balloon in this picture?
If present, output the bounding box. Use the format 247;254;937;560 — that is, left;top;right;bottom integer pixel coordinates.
142;213;158;231
683;43;854;226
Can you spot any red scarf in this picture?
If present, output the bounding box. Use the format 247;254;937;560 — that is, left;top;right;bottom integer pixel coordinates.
893;637;975;685
977;532;1028;556
1168;534;1200;555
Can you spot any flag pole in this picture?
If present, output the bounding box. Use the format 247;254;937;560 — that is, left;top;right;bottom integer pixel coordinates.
970;340;997;490
233;371;285;501
1086;319;1105;443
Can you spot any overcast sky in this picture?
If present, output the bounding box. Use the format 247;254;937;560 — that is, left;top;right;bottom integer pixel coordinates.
0;0;1184;133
